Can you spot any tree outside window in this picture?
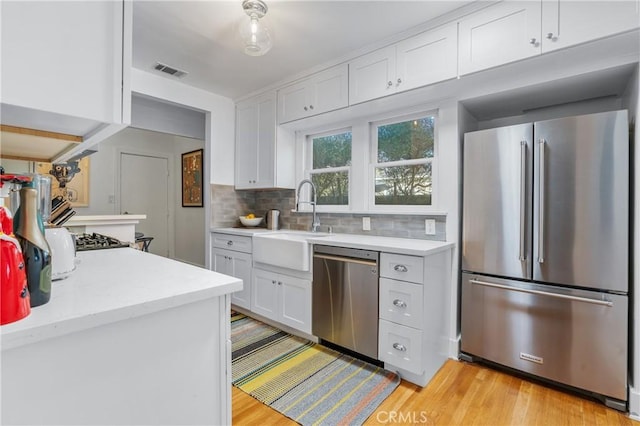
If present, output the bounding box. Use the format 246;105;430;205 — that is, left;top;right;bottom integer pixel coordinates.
374;116;435;206
309;131;351;205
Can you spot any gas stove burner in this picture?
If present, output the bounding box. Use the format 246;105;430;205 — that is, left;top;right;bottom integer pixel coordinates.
75;233;130;251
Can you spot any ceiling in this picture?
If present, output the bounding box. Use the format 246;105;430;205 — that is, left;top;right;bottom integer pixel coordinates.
132;1;474;100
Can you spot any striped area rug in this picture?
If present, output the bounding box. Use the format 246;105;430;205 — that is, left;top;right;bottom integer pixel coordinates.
231;311;400;426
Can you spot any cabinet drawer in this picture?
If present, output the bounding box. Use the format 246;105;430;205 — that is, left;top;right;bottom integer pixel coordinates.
212;233;252;253
379;278;423;329
380;253;424;284
379;319;423;375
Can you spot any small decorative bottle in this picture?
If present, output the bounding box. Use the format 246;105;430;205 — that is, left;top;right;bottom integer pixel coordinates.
14;187;52;307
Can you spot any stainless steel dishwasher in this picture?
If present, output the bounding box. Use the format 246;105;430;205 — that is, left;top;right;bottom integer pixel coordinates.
312;245;379;359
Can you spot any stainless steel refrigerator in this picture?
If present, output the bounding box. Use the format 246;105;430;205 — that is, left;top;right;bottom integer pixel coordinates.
460;109;629;410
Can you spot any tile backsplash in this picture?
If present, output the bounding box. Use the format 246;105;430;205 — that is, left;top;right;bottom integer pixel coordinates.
211;184;447;241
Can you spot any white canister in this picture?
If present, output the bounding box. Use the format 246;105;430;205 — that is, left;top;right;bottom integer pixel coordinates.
44;227;76;280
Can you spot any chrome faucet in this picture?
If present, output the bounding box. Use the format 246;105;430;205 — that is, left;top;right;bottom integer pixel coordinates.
296;179;321;232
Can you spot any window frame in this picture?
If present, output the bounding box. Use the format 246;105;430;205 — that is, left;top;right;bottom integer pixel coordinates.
368;111;438;213
303;126;353;212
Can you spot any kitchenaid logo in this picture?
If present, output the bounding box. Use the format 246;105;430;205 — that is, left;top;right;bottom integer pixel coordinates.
376;410;431;424
520;352;544;364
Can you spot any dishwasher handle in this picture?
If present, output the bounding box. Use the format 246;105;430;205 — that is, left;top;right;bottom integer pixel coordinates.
313;253;378;267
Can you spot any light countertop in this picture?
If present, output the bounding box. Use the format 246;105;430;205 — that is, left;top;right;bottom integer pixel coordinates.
1;248;242;350
306;233;454;256
212;227;454;256
66;214;147;226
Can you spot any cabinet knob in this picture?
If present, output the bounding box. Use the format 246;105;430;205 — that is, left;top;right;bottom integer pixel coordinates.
392;343;407;352
227;241;233;246
278;281;282;285
397;78;402;85
393;264;408;273
546;32;557;41
304;106;308;111
271;280;276;284
309;105;314;110
529;38;537;46
393;299;407;308
387;81;393;88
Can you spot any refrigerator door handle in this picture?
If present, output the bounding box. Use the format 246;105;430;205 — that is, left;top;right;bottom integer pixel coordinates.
519;140;527;261
469;279;613;307
538;139;546;264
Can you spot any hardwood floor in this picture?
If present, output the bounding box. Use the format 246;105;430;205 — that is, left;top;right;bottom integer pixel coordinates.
232;359;638;425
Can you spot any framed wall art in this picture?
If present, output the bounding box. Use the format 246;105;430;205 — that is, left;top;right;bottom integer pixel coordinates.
181;149;203;207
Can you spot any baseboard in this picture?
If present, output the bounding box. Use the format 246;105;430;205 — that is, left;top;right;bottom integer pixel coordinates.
630;386;640;421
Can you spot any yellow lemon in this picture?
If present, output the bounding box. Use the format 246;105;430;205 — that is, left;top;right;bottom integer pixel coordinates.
246;213;255;219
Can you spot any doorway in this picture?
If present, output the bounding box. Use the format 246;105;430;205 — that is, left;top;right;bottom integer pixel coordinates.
119;152;171;257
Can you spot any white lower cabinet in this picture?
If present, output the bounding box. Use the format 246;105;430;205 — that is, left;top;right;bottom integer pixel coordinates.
252;268;312;334
378;249;452;387
379;319;423;375
213;249;252;309
211;233;253;310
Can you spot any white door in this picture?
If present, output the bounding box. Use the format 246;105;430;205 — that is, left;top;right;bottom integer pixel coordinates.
279;275;312;333
541;0;640;53
120;152;170;257
251;269;278;321
458;1;541;75
348;45;397;105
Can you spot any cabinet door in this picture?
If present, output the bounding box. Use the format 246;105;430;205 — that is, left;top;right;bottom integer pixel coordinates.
251;269;279;321
278;275;312;334
254;95;276;188
396;23;458;93
235;92;276;189
1;1;126;124
212;248;232;275
541;0;640;53
308;64;349;117
277;81;308;124
235;102;259;188
229;252;253;310
349;45;397;105
458;1;541;75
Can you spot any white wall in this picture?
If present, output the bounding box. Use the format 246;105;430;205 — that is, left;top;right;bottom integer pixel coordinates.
130;68;235;270
76;128;205;267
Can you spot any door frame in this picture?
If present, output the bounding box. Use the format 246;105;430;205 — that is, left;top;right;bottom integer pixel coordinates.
115;147;175;259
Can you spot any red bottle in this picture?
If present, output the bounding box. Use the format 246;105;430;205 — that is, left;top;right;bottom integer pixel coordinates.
0;205;31;325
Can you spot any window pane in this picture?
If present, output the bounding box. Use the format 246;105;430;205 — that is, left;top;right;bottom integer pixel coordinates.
374;163;432;205
312;171;349;205
377;117;434;162
312;131;352;169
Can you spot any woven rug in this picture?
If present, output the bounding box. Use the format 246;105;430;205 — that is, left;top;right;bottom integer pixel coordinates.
231;311;400;426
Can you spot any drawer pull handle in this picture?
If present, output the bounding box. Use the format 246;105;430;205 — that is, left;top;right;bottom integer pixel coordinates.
393;299;407;308
392;343;407;352
227;241;233;246
394;264;408;272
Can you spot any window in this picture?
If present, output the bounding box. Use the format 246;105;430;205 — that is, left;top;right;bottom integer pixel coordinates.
308;129;352;206
372;114;435;207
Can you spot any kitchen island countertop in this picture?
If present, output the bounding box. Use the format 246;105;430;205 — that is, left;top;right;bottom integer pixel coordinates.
1;248;242;350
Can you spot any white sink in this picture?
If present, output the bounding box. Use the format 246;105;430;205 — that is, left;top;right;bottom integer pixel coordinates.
253;232;330;271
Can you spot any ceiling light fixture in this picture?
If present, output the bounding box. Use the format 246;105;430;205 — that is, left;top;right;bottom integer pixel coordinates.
240;0;272;56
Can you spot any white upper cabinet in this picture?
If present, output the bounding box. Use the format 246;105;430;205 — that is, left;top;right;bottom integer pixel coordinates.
349;23;458;105
459;0;640;75
396;23;459;93
277;64;348;124
541;0;640;52
458;1;542;75
1;1;130;127
235;91;295;190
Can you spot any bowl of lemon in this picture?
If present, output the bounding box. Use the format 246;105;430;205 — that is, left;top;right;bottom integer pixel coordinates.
239;213;263;227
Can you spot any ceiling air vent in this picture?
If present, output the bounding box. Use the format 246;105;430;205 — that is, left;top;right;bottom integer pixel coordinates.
153;62;188;78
